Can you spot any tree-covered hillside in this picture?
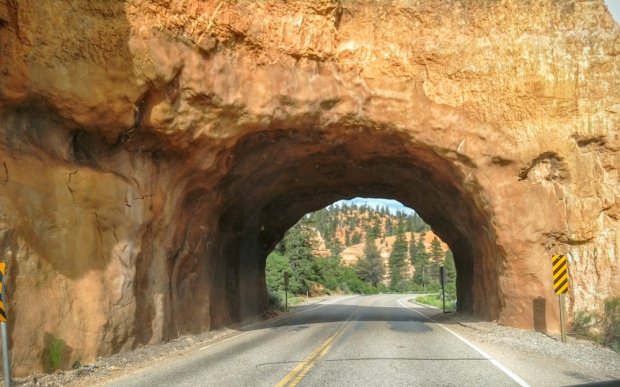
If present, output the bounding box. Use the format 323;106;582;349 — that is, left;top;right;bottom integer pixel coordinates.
308;203;430;257
265;203;456;300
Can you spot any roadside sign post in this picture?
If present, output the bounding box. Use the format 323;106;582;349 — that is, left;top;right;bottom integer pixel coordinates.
0;262;10;386
440;266;446;313
559;293;567;343
552;254;569;343
283;271;289;312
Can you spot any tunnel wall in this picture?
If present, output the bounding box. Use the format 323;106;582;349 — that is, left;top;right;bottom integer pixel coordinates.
0;0;619;375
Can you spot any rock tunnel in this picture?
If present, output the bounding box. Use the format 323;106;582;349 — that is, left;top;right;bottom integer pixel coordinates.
193;126;502;330
0;0;619;376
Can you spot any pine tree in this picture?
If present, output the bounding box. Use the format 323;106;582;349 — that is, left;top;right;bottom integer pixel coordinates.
348;216;356;229
430;236;443;261
412;234;429;287
370;219;381;240
385;218;394;237
356;233;384;287
405;216;414;233
330;239;343;257
389;233;408;288
268;201;436;295
410;213;429;233
444;250;457;299
396;216;406;234
429;236;444;285
265;251;291;291
283;224;318;293
409;233;416;264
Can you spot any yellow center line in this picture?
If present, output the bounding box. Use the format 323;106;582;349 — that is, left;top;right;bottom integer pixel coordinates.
275;298;370;387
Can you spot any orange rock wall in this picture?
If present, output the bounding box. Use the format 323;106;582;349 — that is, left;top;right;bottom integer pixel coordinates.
0;0;618;375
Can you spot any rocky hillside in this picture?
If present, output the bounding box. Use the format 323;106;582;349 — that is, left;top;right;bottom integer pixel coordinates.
304;203;449;283
340;231;448;265
307;203;429;252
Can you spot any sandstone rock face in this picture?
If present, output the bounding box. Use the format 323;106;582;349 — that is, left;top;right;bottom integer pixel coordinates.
0;0;618;375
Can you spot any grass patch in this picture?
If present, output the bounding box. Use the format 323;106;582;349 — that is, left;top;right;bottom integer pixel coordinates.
601;297;619;353
45;338;65;372
415;293;457;312
267;288;306;311
572;309;595;337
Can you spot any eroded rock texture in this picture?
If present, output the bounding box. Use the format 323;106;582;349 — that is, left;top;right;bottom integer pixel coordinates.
0;0;618;375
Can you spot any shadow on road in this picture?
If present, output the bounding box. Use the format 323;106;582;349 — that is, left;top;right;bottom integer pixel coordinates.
240;296;486;333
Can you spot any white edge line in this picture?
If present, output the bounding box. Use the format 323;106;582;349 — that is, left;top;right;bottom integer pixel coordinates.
397;297;531;387
197;330;251;351
298;294;359;313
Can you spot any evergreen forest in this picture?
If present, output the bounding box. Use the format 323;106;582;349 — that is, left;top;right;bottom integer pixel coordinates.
265;202;457;305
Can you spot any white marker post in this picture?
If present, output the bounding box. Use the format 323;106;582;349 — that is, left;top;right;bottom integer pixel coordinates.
0;305;9;387
0;262;10;387
440;266;446;313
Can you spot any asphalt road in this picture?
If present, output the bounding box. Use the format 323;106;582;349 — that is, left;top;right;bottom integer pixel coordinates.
106;294;527;387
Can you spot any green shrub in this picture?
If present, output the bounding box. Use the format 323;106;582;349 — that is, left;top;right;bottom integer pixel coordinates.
337;266;372;294
47;338;65;372
571;297;620;354
267;288;284;310
415;294;456;311
267;288;306;311
407;282;428;292
376;282;390;293
601;297;620;352
265;252;291;292
572;309;596;337
72;360;82;370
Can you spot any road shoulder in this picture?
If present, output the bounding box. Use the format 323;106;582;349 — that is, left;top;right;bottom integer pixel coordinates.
403;297;620;386
14;295;336;387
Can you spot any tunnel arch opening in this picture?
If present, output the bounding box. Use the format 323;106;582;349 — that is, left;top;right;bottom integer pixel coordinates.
171;126;504;333
263;197;458;306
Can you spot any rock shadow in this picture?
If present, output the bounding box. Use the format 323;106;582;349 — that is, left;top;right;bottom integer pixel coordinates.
533;297;547;333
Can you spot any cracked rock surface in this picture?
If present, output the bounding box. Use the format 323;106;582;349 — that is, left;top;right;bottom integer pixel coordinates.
0;0;618;375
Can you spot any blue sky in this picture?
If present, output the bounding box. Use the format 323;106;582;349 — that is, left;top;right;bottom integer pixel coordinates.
333;197;415;215
605;0;620;23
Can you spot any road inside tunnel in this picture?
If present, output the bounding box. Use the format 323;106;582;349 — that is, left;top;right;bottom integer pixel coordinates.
107;295;529;387
263;194;459;313
171;127;505;334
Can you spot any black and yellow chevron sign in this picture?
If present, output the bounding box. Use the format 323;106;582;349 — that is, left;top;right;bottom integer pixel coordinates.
0;262;6;322
552;254;569;294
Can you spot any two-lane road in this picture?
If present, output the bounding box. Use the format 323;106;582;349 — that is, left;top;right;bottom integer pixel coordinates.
106;295;526;386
